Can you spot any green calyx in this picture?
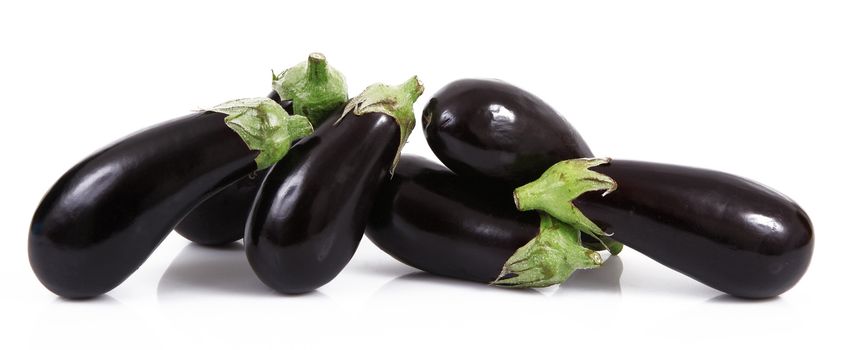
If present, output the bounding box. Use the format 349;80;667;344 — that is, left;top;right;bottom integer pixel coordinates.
272;52;348;126
208;97;313;170
493;213;602;288
493;158;623;289
514;158;617;241
337;76;424;172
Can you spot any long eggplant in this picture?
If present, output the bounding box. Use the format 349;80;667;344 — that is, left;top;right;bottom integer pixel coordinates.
418;78;814;298
572;160;814;298
246;77;423;294
29;98;311;299
369;156;813;298
175;53;347;245
422;78;592;185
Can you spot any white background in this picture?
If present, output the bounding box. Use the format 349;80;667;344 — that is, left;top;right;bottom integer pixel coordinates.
1;1;844;349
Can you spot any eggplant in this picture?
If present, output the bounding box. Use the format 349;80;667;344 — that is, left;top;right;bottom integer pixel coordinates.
367;155;540;283
422;78;592;185
29;98;311;299
571;160;814;298
175;53;347;245
369;156;813;298
419;78;814;298
246;77;423;294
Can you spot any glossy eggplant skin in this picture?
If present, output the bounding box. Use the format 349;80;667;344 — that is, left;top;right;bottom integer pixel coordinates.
29;112;257;299
578;160;813;299
422;79;593;185
369;157;813;298
267;90;293;109
174;92;292;245
246;111;400;294
422;79;813;297
173;167;270;245
367;155;539;283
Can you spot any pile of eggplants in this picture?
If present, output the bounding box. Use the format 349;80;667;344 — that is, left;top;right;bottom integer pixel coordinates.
29;56;813;300
29;53;421;298
369;79;813;299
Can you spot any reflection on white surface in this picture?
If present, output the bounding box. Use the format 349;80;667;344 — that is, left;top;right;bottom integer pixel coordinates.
157;242;279;298
370;256;625;297
557;255;624;295
31;295;160;349
707;294;783;304
14;234;819;350
373;271;541;295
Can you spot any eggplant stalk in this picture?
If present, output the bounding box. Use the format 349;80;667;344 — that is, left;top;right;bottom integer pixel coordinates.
272;52;348;125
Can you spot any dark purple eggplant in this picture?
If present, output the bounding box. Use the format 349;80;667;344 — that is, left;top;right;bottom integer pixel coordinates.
571;160;814;299
245;77;423;294
420;78;814;298
370;156;813;298
367;155;540;283
175;53;347;245
29;98;311;299
422;78;592;185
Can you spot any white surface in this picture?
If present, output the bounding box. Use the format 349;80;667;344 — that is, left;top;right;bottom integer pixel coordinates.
1;1;844;349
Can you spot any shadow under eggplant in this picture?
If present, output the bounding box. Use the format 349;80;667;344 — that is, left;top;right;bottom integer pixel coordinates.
156;241;326;299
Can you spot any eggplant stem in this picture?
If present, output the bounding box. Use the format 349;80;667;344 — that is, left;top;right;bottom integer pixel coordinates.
272;52;348;126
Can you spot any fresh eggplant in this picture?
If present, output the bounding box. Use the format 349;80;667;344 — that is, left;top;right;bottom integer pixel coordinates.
175;53;347;245
367;155;541;283
29;98;311;299
369;156;813;298
420;78;814;298
246;77;423;294
569;160;814;298
422;78;593;185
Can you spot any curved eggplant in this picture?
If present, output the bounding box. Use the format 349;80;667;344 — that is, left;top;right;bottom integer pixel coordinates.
246;77;423;294
367;155;539;283
574;160;814;298
422;78;592;185
175;53;347;245
29;98;309;299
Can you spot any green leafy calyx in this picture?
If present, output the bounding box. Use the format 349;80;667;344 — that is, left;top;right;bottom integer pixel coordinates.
272;52;348;126
209;97;313;170
337;76;424;172
493;158;623;289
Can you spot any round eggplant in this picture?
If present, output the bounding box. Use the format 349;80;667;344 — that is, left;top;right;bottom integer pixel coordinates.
175;53;347;245
246;77;423;294
367;155;539;283
29;98;309;299
422;78;592;185
573;160;814;299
